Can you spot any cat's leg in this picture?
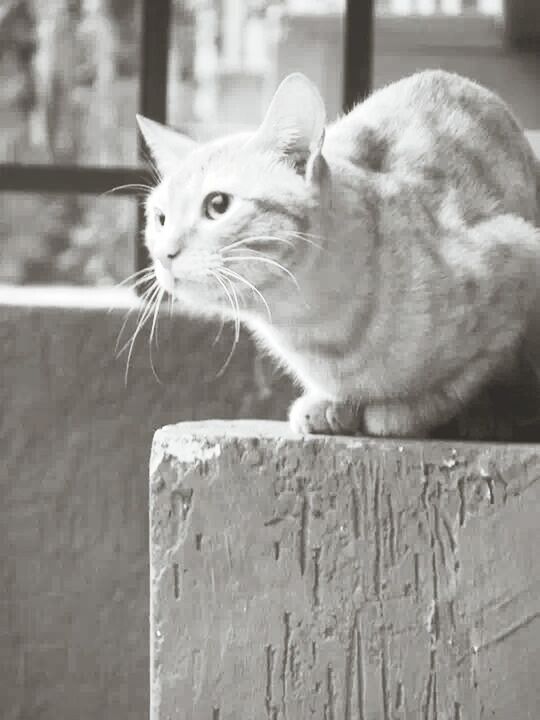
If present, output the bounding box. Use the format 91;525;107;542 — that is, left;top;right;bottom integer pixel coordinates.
364;393;457;437
364;355;506;437
289;394;362;435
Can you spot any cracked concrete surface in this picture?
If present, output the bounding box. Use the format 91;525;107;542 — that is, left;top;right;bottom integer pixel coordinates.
150;421;540;719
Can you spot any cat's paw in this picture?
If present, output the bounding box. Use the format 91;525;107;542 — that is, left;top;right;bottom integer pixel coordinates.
289;395;362;435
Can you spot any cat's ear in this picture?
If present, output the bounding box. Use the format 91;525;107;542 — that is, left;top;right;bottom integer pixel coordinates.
251;73;326;179
136;115;198;176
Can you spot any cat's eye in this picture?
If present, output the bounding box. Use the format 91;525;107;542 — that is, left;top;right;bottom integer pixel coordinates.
203;192;231;220
155;209;166;228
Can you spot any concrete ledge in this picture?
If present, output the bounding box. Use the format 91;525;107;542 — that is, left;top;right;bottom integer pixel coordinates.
150;420;540;719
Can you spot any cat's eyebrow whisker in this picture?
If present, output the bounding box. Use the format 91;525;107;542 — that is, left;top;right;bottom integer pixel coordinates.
219;267;272;323
101;183;154;199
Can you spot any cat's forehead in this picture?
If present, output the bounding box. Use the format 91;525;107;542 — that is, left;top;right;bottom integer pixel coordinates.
161;132;255;189
187;132;254;172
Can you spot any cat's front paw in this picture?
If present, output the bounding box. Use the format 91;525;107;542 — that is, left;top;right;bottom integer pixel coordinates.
289;395;362;435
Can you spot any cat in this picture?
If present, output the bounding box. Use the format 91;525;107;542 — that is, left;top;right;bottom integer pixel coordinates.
136;69;540;438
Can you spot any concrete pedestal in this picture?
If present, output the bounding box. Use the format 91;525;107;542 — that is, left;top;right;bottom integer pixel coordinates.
150;420;540;719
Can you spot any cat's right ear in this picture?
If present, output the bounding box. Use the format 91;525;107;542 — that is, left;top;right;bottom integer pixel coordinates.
250;73;327;182
136;115;198;177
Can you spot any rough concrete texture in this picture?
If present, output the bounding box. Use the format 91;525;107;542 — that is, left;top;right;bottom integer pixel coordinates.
1;304;294;720
150;420;540;720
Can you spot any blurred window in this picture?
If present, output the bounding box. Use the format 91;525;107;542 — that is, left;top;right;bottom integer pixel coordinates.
0;0;350;286
2;0;536;286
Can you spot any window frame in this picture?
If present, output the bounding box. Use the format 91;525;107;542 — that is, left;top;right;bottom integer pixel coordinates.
0;0;373;275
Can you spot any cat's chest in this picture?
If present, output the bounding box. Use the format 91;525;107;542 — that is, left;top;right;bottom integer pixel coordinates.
247;318;345;397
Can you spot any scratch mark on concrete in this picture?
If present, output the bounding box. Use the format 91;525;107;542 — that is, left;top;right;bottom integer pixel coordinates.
298;493;309;576
265;644;275;717
448;600;456;632
312;547;321;607
324;664;335;720
281;612;291;719
395;681;403;711
351;485;360;539
414;553;420;601
441;514;456;554
458;477;466;527
386;492;396;565
485;475;495;505
344;616;355;720
225;531;233;570
432;505;446;569
477;611;540;652
356;619;366;720
381;631;390;720
373;462;382;598
172;563;180;600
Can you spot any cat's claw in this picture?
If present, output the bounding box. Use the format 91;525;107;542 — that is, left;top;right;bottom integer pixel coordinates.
289;395;362;435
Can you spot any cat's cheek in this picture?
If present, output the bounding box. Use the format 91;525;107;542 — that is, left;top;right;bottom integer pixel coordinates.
153;260;175;293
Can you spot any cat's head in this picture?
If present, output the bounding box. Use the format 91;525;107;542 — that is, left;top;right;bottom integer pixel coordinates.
137;73;327;320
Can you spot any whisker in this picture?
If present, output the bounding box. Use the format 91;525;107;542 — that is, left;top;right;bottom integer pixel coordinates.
219;267;272;322
120;283;161;383
209;270;241;376
209;270;239;339
113;270;155;296
220;235;295;253
114;282;156;352
285;230;325;251
150;287;165;348
211;313;226;347
221;254;302;292
149;288;165;385
102;183;154;198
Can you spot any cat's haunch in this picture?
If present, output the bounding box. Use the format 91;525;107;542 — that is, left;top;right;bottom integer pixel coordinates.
135;70;540;440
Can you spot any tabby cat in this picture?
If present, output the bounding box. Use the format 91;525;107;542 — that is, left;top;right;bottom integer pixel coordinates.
136;70;540;437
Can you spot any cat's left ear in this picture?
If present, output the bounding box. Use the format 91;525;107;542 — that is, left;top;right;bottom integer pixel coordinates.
136;114;198;177
251;73;326;182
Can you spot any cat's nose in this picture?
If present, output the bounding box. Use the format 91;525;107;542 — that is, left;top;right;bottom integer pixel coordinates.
155;242;181;268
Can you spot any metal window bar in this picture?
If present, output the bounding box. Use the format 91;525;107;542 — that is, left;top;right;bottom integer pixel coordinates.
0;0;373;274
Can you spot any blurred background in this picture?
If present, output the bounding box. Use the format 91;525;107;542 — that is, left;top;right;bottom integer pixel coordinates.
1;0;538;285
1;2;539;718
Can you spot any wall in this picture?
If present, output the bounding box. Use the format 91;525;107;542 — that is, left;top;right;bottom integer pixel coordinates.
0;289;294;720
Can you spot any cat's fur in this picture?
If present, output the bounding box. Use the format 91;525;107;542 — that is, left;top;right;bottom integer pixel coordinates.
137;70;540;437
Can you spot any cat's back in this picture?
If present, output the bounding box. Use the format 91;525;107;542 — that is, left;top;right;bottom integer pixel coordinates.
327;70;537;223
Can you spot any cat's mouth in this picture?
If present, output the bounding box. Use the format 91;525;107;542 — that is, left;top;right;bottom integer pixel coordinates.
153;259;226;301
